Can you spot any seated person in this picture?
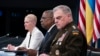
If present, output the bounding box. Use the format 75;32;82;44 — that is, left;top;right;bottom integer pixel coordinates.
39;10;58;55
6;14;44;56
41;5;87;56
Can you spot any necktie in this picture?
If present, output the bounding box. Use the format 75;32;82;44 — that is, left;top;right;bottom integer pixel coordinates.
28;34;31;48
39;32;50;52
42;32;49;45
44;32;50;41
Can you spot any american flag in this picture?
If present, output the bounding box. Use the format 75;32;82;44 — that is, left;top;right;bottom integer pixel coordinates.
93;0;100;43
78;0;86;36
78;0;100;45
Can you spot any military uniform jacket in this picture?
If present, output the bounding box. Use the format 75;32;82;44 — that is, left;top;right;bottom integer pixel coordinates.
50;22;87;56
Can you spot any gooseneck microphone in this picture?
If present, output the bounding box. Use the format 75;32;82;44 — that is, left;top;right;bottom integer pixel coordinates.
0;33;10;38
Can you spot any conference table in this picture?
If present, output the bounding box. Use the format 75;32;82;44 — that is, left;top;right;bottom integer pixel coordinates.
0;49;27;56
0;36;25;56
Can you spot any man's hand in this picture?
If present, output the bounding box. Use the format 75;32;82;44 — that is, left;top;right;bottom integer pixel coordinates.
17;47;27;51
27;49;37;56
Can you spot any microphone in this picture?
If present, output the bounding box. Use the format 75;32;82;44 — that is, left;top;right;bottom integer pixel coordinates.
0;33;10;38
15;36;19;39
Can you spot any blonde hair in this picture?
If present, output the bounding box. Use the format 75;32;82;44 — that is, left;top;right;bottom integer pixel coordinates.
25;14;37;25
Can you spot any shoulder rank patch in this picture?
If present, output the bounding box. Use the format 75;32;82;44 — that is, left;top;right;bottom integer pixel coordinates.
72;25;79;35
72;30;79;35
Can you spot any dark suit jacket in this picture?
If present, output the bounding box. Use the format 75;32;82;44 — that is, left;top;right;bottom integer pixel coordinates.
39;25;58;54
50;22;87;56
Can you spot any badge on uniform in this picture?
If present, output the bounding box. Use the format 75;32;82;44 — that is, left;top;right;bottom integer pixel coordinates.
55;49;60;55
57;31;67;45
72;31;79;35
72;25;79;35
58;41;62;45
72;30;79;35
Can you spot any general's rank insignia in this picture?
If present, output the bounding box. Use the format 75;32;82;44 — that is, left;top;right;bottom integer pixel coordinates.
58;41;62;45
72;25;76;29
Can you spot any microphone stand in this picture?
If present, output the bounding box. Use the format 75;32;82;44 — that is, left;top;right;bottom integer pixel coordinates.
0;33;10;39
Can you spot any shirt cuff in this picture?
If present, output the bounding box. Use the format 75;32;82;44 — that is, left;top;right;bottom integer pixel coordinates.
14;47;18;50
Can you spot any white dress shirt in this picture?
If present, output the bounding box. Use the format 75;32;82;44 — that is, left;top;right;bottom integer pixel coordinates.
47;24;55;32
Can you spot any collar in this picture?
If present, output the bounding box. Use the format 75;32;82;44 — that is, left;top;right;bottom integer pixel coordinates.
60;22;74;33
47;24;55;32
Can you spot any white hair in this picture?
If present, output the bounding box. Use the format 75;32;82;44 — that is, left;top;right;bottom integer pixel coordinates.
53;5;72;15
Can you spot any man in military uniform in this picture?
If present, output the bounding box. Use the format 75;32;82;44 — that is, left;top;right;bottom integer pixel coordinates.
48;5;87;56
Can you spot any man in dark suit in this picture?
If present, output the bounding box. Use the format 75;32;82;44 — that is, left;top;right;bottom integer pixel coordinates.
15;10;58;56
43;5;87;56
39;10;58;56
